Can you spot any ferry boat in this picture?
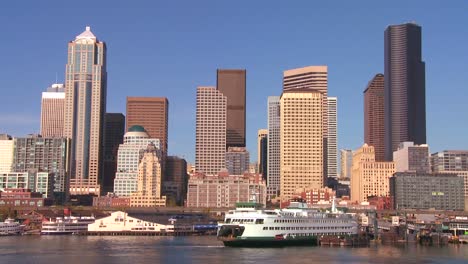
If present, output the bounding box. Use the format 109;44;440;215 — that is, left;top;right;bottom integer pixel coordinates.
217;199;358;247
41;216;95;235
0;218;24;236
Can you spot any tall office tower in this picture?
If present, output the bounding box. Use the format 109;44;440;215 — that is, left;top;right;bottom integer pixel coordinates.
12;135;70;202
102;113;125;194
283;66;328;178
113;126;160;197
0;134;14;174
267;96;280;197
393;142;430;173
280;91;323;199
364;74;385;161
130;143;166;207
195;86;227;175
327;97;338;178
216;69;246;148
63;26;107;195
384;23;426;161
257;129;268;180
350;144;395;203
126;97;169;156
340;149;353;178
163;156;188;205
226;147;250;175
40;83;65;138
431;151;468;172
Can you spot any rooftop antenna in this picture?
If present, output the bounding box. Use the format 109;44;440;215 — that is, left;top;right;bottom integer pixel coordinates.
55;72;58;84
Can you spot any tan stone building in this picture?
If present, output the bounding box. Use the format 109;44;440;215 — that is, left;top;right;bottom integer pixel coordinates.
280;91;323;199
40;83;65;138
350;144;395;203
130;143;166;207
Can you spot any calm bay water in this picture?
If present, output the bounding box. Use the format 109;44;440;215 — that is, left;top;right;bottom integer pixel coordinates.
0;236;467;264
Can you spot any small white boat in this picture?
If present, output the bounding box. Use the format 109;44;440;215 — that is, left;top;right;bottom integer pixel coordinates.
0;218;24;236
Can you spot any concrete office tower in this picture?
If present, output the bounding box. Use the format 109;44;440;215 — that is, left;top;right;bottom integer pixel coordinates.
163;156;188;206
431;150;468;172
63;26;107;195
340;149;353;179
130;143;166;207
113;126;161;197
40;83;65;138
267;96;280;198
364;74;385;161
12;135;70;202
283;66;328;178
384;23;426;160
280;91;324;199
393;142;430;173
195;86;227;175
126;97;169;156
327;97;338;178
216;69;246;148
390;172;464;210
102;113;125;194
0;134;14;174
226;147;250;175
257;129;268;180
350;144;395;203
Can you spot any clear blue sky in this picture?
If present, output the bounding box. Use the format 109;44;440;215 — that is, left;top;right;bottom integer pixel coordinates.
1;0;467;164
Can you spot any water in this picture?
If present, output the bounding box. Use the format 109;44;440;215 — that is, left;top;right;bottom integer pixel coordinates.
1;236;467;264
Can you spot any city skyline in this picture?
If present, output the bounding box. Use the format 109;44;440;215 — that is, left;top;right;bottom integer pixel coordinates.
1;1;467;163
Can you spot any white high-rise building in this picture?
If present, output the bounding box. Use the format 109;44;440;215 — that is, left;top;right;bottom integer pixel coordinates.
195;86;227;175
0;134;14;174
340;149;353;179
113;126;160;197
267;96;280;198
327;97;338;178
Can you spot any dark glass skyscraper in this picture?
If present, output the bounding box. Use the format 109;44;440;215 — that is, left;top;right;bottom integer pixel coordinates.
102;113;125;194
384;23;426;161
216;69;246;148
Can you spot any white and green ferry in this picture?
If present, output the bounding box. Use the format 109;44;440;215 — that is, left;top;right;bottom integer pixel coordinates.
217;199;358;247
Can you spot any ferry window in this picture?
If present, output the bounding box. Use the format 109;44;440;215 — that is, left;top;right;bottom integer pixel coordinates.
226;218;231;223
255;219;264;224
263;227;267;230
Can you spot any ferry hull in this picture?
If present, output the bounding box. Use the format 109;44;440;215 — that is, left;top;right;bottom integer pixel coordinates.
220;237;318;247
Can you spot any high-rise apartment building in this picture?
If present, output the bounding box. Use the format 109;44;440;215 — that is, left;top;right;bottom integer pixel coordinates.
102;113;125;194
267;96;280;197
393;142;430;173
0;134;14;174
257;129;268;180
350;144;395;203
226;147;250;175
40;83;65;138
364;73;385;161
384;23;426;160
113;126;161;197
130;143;166;207
340;149;353;179
216;69;246;148
63;26;107;195
431;151;468;172
126;97;168;156
12;135;70;202
195;86;227;175
280;91;324;199
283;66;328;178
327;97;338;178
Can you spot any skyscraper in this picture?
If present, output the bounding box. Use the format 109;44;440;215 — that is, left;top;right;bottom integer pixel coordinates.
126;97;169;156
63;26;107;195
384;23;426;161
340;149;353;179
257;129;268;180
163;156;188;205
216;69;246;148
0;134;14;174
364;73;385;161
195;86;227;175
102;113;125;194
327;97;338;178
225;147;250;175
267;96;280;197
40;83;65;138
283;66;328;178
280;91;324;199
